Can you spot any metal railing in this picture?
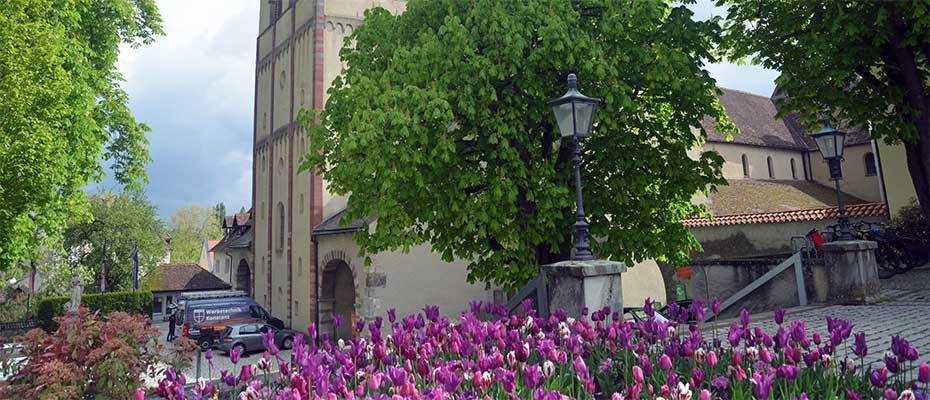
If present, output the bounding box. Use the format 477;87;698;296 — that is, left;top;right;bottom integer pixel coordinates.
700;251;807;322
505;273;549;318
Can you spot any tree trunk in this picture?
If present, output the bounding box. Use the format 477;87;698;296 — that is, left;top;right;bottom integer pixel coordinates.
903;139;930;219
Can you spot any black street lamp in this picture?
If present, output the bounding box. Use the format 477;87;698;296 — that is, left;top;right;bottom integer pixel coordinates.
549;73;601;260
810;115;853;241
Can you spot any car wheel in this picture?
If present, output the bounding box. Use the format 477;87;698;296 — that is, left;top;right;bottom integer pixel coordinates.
234;343;247;355
199;338;212;350
281;336;293;350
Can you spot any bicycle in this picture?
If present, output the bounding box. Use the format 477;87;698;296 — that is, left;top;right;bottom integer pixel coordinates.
849;222;905;277
806;223;902;279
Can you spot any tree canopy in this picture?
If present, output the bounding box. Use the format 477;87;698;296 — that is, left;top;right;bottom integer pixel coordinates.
62;191;166;292
0;0;162;271
168;205;223;264
719;0;930;218
301;0;734;289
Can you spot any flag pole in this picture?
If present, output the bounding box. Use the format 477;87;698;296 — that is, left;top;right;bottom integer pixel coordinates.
100;240;107;292
133;242;139;291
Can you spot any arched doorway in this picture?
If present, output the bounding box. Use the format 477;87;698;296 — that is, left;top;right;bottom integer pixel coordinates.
320;259;355;340
236;259;251;295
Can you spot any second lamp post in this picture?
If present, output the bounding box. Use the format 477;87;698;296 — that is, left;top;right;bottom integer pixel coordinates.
810;115;853;241
549;73;601;260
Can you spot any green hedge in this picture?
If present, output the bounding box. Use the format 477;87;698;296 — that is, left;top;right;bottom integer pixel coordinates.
37;290;153;331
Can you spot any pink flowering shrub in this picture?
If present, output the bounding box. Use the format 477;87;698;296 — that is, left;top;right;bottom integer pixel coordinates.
155;300;930;399
2;307;166;399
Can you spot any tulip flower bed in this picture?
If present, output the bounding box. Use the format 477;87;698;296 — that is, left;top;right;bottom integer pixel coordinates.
154;300;930;400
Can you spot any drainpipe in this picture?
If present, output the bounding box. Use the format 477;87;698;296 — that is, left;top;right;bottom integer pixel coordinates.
312;234;320;346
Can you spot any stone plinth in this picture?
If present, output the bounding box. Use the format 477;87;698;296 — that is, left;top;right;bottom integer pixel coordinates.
810;240;880;304
542;259;627;317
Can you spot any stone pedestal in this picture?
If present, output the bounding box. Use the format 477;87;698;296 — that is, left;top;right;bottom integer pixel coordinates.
810;240;881;304
542;259;627;317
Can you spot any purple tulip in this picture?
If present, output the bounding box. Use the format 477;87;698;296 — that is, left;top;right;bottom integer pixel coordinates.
230;346;242;364
752;372;775;399
598;358;614;373
523;364;544;389
691;367;704;387
885;389;899;400
388;366;407;387
644;298;655;318
885;354;900;373
739;309;750;327
777;364;800;380
797;393;809;400
238;364;253;382
727;323;743;347
711;375;729;391
711;297;721;314
423;305;440;322
847;390;863;400
333;314;342;329
775;308;785;325
870;367;889;387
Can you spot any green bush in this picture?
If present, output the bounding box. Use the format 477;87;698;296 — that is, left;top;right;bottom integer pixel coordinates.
36;290;153;331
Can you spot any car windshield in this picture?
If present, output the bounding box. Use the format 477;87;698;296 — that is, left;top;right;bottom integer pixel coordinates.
222;327;232;336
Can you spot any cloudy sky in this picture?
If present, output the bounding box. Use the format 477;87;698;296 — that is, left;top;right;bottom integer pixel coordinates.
106;0;778;218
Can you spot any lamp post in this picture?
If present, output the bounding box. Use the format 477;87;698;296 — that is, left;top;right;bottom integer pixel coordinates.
810;115;852;241
549;73;601;260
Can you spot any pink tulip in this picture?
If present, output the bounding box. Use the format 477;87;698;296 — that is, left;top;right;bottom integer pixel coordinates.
919;362;930;383
659;354;673;371
135;388;145;400
632;365;645;383
700;389;712;400
707;351;719;368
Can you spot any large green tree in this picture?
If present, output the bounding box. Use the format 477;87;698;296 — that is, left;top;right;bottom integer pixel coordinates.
301;0;733;289
0;0;162;270
168;205;223;264
63;191;166;292
719;0;930;218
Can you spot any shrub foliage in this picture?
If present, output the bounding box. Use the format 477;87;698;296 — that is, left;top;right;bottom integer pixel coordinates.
36;290;152;331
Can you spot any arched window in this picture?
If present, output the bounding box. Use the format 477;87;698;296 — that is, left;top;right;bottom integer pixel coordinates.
767;156;774;179
741;154;750;177
864;152;877;176
277;202;285;250
790;158;797;180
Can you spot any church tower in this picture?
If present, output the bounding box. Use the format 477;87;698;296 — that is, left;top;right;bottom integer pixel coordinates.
251;0;405;330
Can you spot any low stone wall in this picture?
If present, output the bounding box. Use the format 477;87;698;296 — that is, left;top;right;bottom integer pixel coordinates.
683;257;817;318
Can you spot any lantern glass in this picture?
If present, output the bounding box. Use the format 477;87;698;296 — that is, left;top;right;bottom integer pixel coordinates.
573;100;597;137
553;102;575;139
810;117;846;160
549;73;600;139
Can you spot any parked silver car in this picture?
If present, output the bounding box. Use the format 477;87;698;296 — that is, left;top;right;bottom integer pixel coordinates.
216;323;295;355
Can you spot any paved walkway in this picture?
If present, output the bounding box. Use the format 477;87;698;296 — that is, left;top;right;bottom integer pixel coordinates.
714;264;930;368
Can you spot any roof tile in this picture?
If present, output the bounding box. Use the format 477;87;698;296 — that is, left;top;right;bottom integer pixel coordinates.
682;202;887;228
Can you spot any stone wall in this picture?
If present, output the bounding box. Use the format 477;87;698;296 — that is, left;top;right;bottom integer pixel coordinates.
684;258;812;318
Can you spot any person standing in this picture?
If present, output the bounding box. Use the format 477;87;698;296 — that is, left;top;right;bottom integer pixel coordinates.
167;303;178;342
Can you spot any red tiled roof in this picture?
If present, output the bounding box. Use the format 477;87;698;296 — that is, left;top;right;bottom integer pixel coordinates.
682;202;887;228
235;212;251;226
142;263;231;293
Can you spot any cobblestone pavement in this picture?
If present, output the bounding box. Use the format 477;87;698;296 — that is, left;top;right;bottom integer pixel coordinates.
713;264;930;369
